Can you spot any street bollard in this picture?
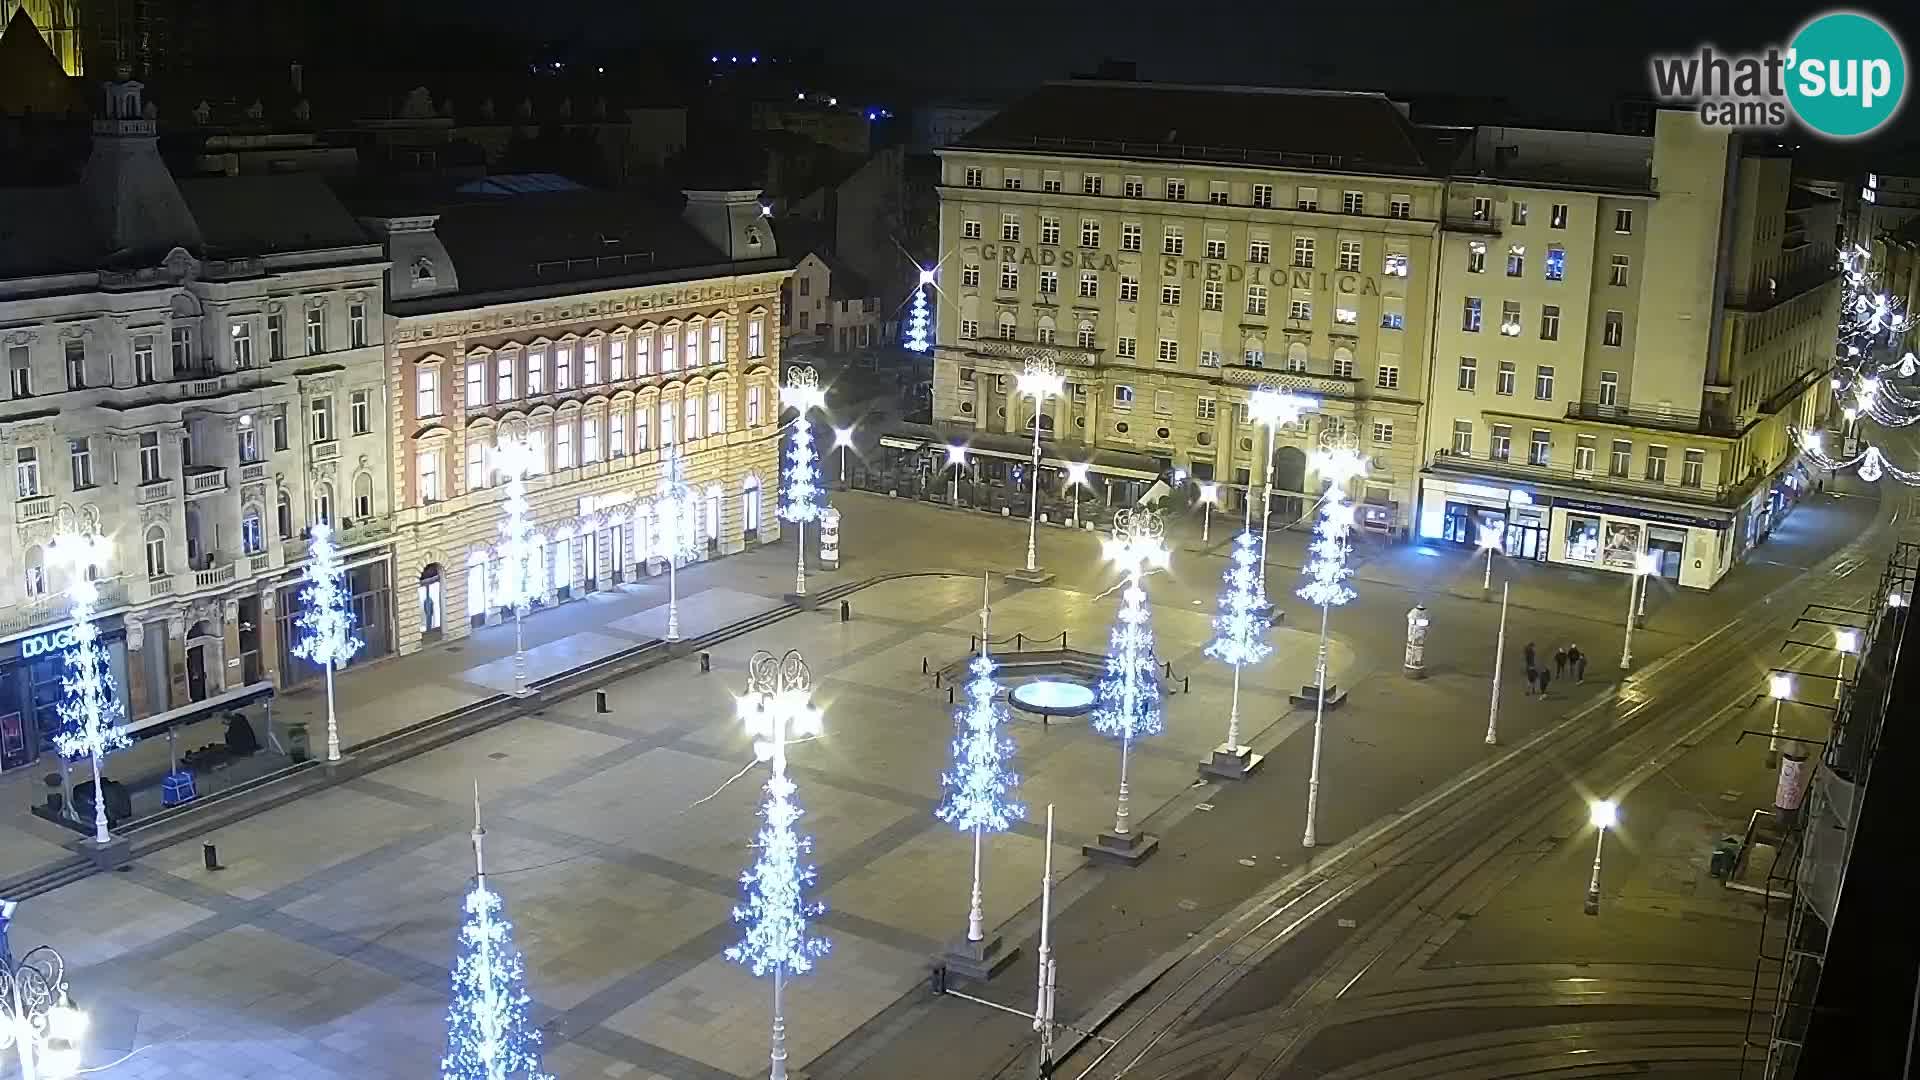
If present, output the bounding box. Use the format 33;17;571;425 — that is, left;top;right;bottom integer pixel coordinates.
840;600;851;622
700;651;711;674
203;842;223;871
948;687;955;704
595;690;609;714
1183;676;1190;694
935;671;942;688
922;657;930;674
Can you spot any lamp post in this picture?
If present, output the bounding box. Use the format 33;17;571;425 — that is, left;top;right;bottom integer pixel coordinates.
1247;388;1319;606
782;367;827;597
1767;673;1793;768
945;444;968;505
1197;482;1218;545
0;924;87;1080
1835;628;1860;701
1097;510;1170;842
1486;581;1509;745
657;445;700;642
1299;433;1367;849
832;426;855;486
491;431;540;695
1618;552;1659;670
1476;523;1502;599
1017;359;1066;573
1064;461;1090;528
1583;799;1618;916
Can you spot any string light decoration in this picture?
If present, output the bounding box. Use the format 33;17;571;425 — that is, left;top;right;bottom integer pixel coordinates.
904;267;934;354
49;529;127;846
492;434;541;695
1831;244;1920;428
729;650;829;1080
291;522;364;762
1093;510;1170;842
781;367;827;597
936;577;1024;944
442;788;551;1080
1799;429;1920;487
1298;433;1368;848
656;445;702;641
1203;530;1273;769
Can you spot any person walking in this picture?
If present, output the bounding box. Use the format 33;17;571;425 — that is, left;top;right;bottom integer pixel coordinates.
1538;666;1552;698
1554;646;1568;680
1572;644;1587;683
1524;661;1538;696
1524;641;1537;673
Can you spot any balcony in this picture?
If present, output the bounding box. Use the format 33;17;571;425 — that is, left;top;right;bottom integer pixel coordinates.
193;562;237;589
16;494;53;523
1565;400;1746;438
137;479;174;504
148;574;175;598
311;439;340;463
1443;211;1503;235
184;466;228;497
1428;448;1738;507
1220;363;1357;399
239;462;267;483
249;553;272;575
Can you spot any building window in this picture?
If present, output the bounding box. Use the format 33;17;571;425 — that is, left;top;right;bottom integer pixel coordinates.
530;346;552;390
583;341;601;384
1463;297;1482;332
1376;364;1400;390
1603;310;1624;347
964;167;983;188
609;338;626;380
237;424;258;463
353;473;374;519
1289;295;1313;321
267;313;285;360
1333;351;1354;378
1610;255;1630;287
1507;244;1525;277
1293;235;1314;268
1497;360;1516;396
1331;304;1356;325
170;327;194;372
1296;187;1318;211
467;360;487;406
962;264;981;288
1197;397;1217;420
305;307;325;354
145;526;167;578
1529;429;1551;466
1383;248;1409;278
1208;182;1229;205
1157;339;1179;364
1116;337;1136;359
998;313;1018;340
1550;203;1569;229
1540;305;1561;340
1490;423;1512;461
1467;241;1486;274
1246;286;1268;316
1381;303;1405;330
1252;184;1273;208
417;365;441;417
134;335;157;384
1599;370;1619;406
582;415;603;462
1081;219;1100;247
1511;202;1529;225
68;437;92;489
710;390;727;435
1041;216;1061;245
1161;283;1181;306
1535;365;1555;400
1544;245;1566;281
1609;439;1631;477
310;396;333;442
1458;357;1478;391
1041;270;1060;296
1343;190;1365;214
1000;264;1019;291
610;410;628;457
1451;419;1473;455
418;448;442;501
277;489;292;538
1645;444;1668;482
749;318;766;358
273;409;289;451
1682;449;1705;487
636;406;653;449
963;220;982;240
349;301;368;347
1615;208;1634;234
497;353;516;400
555;342;576;388
58;340;84;390
1246;240;1271;265
1001;215;1020;242
1078;322;1096;349
1164;178;1186;201
1119;276;1140;302
1113;384;1134;408
961;319;979;339
1122;223;1142;251
1200;348;1221;367
1037;322;1056;344
1472;196;1492;221
352;389;372;434
1373;420;1394;445
1338;240;1362;272
1079;271;1099;298
1389;194;1411;219
1501;300;1522;336
1043;173;1062;193
1575;435;1596;473
466;439;486;491
1163;226;1184;256
1205;238;1227;260
1004;173;1022;190
1082;174;1103;195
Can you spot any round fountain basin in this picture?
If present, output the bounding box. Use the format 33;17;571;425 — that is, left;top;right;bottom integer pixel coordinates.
1010;678;1097;718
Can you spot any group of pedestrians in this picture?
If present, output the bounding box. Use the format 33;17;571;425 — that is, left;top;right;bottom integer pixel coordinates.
1522;641;1585;697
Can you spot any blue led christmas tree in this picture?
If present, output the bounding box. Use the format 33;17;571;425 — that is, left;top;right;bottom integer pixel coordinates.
781;368;826;597
936;577;1024;944
291;522;363;762
442;789;550;1080
1203;530;1273;765
50;530;129;845
904;269;933;353
1092;511;1169;844
1297;438;1368;848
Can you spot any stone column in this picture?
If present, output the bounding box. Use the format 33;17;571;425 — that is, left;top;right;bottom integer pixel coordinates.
126;619;151;720
219;598;241;694
167;614;189;705
258;588;281;687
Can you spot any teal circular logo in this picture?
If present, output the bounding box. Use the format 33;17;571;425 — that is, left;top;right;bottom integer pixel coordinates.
1787;11;1907;139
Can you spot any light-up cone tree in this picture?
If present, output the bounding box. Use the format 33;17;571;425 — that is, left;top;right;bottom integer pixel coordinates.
49;529;127;846
1201;530;1272;778
781;366;827;597
1091;509;1170;858
1245;388;1319;606
441;786;551;1080
491;432;540;695
1298;431;1368;848
291;521;363;762
904;267;934;354
656;445;701;641
936;576;1024;954
729;649;829;1080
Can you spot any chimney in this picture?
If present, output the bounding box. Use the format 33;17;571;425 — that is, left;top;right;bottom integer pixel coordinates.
290;61;303;95
682;189;776;262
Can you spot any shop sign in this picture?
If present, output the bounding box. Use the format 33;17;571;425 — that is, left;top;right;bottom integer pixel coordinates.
1553;497;1727;531
19;626;80;660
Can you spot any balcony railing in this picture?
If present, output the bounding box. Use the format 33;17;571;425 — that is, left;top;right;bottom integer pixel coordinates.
1220;364;1357;399
240;462;267;483
15;494;53;523
184;467;228;496
137;479;173;504
249;553;272;574
1429;448;1738;506
148;574;175;597
1565;401;1745;438
311;440;340;463
1443;212;1503;234
193;562;237;589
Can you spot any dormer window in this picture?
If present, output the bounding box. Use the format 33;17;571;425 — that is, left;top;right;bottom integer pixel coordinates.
412;256;436;285
745;226;762;248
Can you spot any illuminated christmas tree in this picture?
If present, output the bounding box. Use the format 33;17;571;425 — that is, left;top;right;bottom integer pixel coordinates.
442;791;550;1080
291;522;363;761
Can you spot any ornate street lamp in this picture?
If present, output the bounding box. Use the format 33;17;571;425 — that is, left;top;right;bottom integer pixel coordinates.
0;915;87;1080
490;428;541;695
1016;358;1065;573
1246;388;1319;605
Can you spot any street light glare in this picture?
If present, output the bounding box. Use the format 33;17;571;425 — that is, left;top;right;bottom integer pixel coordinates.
1769;673;1793;699
1634;552;1660;576
1198;482;1218;503
1065;461;1090;486
1589;800;1618;829
1836;628;1860;654
946;444;968;466
1476;523;1503;551
833;425;855;448
1016;368;1065;399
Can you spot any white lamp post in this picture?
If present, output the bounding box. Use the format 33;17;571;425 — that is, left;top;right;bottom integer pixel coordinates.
1247;388;1319;605
0;931;88;1080
945;443;968;504
1476;522;1502;598
1299;434;1367;849
1064;461;1090;528
1098;510;1170;841
1197;482;1218;545
47;528;127;846
832;425;855;485
1618;552;1659;670
1583;799;1618;916
1834;628;1860;701
782;367;827;597
1767;672;1793;768
491;433;541;695
1017;359;1065;573
1486;581;1509;745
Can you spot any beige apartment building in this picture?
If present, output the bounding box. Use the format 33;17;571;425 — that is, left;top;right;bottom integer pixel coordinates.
359;187;789;654
924;82;1445;535
1425;113;1839;589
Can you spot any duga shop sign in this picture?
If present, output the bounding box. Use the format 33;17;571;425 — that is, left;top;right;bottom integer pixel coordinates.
19;626;81;660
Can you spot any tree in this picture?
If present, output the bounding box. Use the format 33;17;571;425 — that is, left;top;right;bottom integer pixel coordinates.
442;794;549;1080
936;580;1024;942
1203;529;1273;756
50;531;128;845
291;523;363;761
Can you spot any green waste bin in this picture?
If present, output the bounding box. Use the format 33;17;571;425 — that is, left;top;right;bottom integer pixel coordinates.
287;722;310;763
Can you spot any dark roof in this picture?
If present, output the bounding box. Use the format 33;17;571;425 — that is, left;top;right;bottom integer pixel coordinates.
957;81;1436;176
1787;185;1839;210
0;187;94;276
0;7;83;116
176;173;372;256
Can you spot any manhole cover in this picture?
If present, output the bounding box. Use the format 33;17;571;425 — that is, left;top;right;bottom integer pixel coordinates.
488;752;510;760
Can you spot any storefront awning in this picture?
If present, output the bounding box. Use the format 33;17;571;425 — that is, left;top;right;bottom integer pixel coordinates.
123;680;275;742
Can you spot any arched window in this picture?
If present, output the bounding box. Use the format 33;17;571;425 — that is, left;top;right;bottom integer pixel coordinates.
1332;345;1354;378
1244;335;1266;368
742;476;762;534
241;504;265;555
22;544;46;597
276;488;293;539
313;481;334;528
1036;315;1056;345
705;484;722;545
353;471;374;519
144;526;167;578
1077;320;1096;349
997;312;1018;341
1286;341;1309;372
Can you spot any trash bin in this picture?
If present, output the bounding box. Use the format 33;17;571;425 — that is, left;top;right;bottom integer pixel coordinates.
1710;836;1741;879
287;722;311;763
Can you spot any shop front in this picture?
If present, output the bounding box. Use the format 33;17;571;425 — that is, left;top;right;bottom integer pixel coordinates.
0;615;131;774
1418;478;1548;561
276;556;396;688
1547;496;1734;590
